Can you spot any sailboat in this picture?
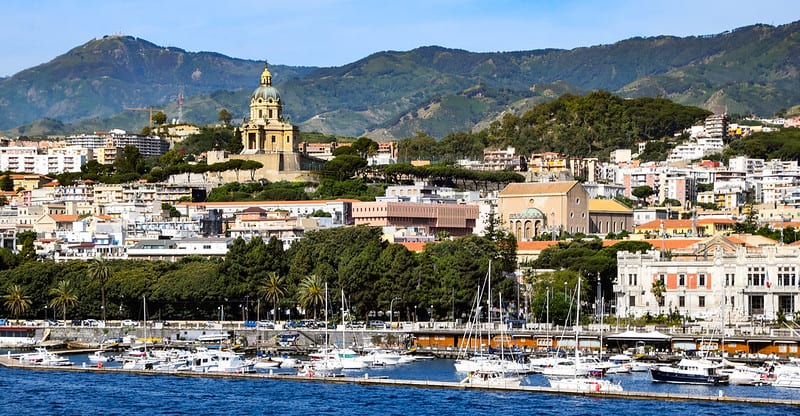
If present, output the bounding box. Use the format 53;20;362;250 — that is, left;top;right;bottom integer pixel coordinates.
303;283;343;376
456;260;524;387
121;296;161;370
547;274;623;393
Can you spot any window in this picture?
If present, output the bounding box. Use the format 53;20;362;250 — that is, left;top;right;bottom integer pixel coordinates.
698;274;706;287
698;296;705;307
747;266;766;286
779;295;794;314
679;296;685;307
678;274;685;286
725;273;735;286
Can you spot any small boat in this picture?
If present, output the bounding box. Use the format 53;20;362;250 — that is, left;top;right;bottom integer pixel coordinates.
549;376;624;392
650;358;729;385
724;365;775;386
460;370;523;388
253;356;282;371
605;354;633;374
773;374;800;388
87;350;115;363
18;347;72;366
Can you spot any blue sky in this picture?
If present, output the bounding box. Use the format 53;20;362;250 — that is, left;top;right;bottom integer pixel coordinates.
1;0;798;77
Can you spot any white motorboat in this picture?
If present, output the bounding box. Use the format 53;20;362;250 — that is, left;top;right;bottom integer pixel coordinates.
362;347;402;366
605;354;633;374
549;377;623;392
87;350;115;363
773;374;800;388
18;348;72;366
208;350;253;373
726;366;774;386
460;370;523;388
253;356;282;370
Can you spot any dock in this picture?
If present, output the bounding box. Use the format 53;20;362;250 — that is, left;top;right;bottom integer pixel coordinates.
1;355;799;407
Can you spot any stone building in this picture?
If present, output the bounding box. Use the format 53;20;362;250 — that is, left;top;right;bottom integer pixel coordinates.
497;181;590;241
225;63;324;181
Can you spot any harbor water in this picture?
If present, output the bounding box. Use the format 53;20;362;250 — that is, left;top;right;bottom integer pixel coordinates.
1;353;797;415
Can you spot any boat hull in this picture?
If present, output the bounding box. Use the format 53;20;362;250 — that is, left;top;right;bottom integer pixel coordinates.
650;367;728;385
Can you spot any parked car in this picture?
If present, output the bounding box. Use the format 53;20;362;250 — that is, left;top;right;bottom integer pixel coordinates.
23;320;37;327
367;320;386;329
121;319;138;327
83;319;99;327
257;320;275;329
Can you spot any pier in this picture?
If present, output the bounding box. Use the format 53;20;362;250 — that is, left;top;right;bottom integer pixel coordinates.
1;355;799;407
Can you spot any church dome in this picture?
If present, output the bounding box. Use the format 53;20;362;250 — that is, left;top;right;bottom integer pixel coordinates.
251;63;281;101
252;85;281;101
518;207;546;219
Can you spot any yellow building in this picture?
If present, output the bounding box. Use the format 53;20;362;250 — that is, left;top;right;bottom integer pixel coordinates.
226;63;324;182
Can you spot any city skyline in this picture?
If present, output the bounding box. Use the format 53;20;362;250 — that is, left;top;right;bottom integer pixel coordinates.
0;0;798;77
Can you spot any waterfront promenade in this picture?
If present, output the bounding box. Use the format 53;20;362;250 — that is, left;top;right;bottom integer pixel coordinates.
12;318;800;360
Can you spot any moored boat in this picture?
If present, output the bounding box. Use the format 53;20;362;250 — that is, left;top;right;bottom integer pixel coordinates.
460;369;523;387
650;358;729;385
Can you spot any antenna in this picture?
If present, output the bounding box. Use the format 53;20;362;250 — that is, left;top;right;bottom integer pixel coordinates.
177;91;184;124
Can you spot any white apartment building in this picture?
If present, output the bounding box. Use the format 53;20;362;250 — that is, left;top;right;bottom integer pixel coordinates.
0;146;87;175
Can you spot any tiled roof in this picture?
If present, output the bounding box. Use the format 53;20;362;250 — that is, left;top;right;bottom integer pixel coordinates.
50;214;81;222
588;199;632;212
499;181;577;196
397;242;427;252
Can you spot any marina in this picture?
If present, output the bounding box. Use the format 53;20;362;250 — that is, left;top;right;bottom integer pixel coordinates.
2;348;800;409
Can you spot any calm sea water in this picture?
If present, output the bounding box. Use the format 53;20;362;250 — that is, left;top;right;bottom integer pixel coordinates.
0;353;796;415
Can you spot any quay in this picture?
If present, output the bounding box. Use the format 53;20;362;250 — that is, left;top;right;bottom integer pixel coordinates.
1;355;799;407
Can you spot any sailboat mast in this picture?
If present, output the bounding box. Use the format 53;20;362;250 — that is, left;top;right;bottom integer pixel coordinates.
575;275;580;363
324;283;329;346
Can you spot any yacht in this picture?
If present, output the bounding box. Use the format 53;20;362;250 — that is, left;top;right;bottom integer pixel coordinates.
460;369;523;388
650;358;729;385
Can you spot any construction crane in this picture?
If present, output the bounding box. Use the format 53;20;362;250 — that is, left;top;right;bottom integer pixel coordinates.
124;107;165;128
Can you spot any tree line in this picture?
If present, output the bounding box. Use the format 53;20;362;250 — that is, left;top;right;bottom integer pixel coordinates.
1;226;519;325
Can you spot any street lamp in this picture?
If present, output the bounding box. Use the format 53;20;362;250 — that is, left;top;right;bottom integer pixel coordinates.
390;297;401;329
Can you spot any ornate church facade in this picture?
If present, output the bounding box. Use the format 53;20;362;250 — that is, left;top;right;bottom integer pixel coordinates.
214;63;324;182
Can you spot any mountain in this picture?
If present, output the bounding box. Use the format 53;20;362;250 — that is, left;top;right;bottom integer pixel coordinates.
1;22;799;139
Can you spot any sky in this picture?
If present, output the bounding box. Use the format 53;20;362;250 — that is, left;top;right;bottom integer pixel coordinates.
1;0;799;77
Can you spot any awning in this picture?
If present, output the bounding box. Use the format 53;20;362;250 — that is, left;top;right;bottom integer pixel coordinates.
606;330;672;342
774;340;797;344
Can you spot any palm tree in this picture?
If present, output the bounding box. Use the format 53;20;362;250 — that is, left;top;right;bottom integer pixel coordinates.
651;278;666;316
3;284;32;323
88;257;111;322
298;274;325;320
261;272;285;321
50;280;78;322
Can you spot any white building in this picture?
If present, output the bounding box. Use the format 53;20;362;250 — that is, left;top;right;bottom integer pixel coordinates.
614;234;798;324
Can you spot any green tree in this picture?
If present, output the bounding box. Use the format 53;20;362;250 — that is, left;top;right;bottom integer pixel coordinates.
153;111;167;126
87;257;111;322
651;278;666;315
3;284;32;322
632;185;655;207
114;145;145;175
49;280;79;322
261;272;285;322
0;174;13;192
298;274;325;320
218;108;232;125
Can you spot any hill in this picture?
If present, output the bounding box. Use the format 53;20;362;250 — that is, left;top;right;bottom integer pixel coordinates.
1;22;799;139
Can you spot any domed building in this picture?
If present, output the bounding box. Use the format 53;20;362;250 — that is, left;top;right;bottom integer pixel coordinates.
221;63;324;181
241;63;296;154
